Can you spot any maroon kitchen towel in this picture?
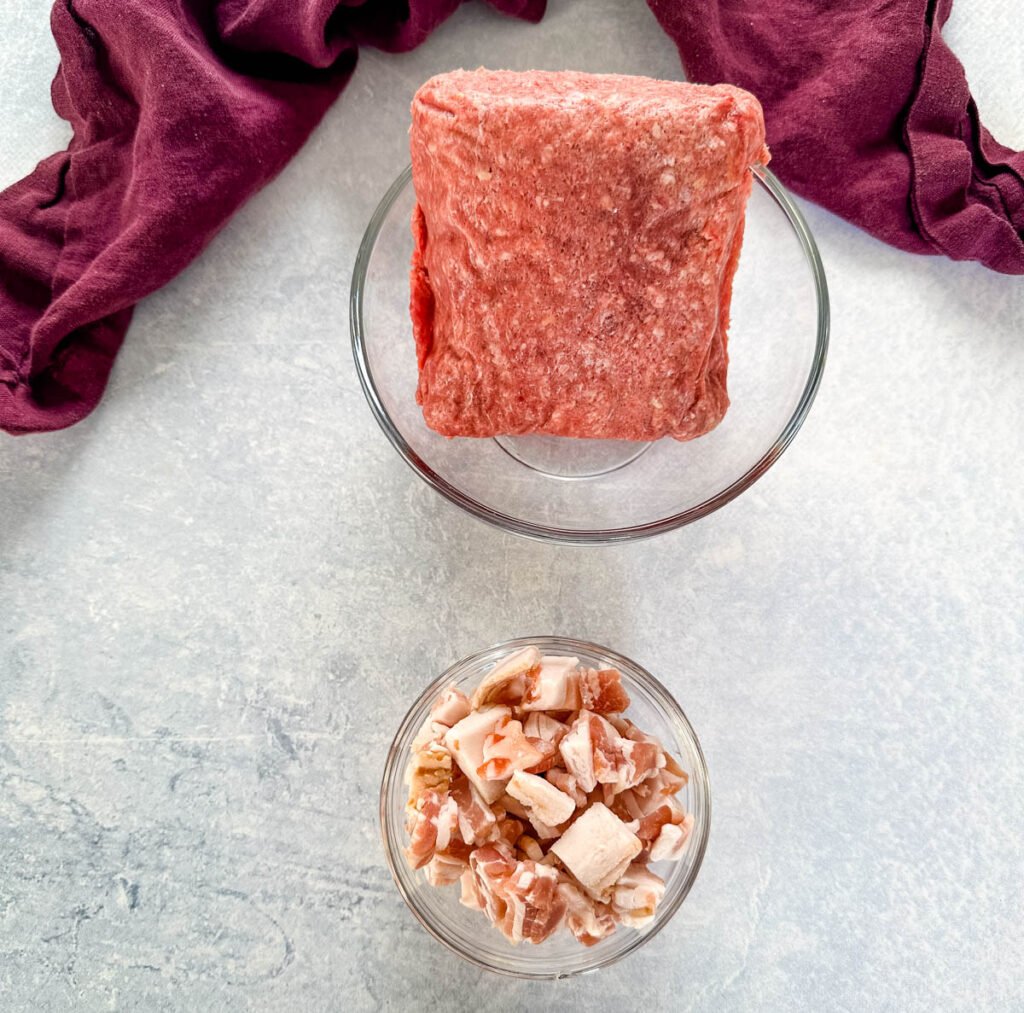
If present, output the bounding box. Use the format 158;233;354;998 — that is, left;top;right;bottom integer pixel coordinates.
650;0;1024;274
0;0;543;435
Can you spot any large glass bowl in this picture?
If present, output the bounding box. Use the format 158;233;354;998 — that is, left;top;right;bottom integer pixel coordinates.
352;166;828;544
379;636;711;979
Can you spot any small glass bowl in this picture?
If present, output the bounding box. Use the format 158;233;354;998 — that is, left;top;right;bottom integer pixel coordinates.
351;166;829;545
379;637;711;979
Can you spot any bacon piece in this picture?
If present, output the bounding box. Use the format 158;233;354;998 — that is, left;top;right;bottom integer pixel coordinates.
472;853;566;945
478;715;545;779
410;716;450;752
634;803;684;844
631;767;687;812
589;713;663;793
506;770;576;828
523;737;561;774
557;879;617;946
545;768;588;808
497;791;531;821
404;744;452;806
550;803;641;901
404;790;458;870
431;684;472;726
444;706;512;804
471;647;541;709
579;667;631;714
460;868;485;910
608;787;641;823
521;656;583;712
450;778;497;845
517;834;545;862
611;864;665;927
495;817;525;849
470;844;518;929
521;712;568;774
497;861;566;944
522;711;568;744
560;710;663;798
619;719;689;781
649;813;695;862
426;851;467;887
438;837;474;863
528;815;563;841
559;712;597;792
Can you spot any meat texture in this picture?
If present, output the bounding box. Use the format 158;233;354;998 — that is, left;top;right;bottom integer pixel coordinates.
409;69;769;441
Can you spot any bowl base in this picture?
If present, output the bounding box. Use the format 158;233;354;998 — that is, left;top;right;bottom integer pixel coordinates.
494;434;652;480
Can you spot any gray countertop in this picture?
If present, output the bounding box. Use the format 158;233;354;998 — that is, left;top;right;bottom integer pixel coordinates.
1;2;1022;1010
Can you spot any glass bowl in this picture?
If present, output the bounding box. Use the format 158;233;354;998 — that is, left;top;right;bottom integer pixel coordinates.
351;165;828;544
379;636;711;979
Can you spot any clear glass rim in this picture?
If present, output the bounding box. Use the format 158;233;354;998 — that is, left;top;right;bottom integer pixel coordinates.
351;164;830;545
378;635;712;979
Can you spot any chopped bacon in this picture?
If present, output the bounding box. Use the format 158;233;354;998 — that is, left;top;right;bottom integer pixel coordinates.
608;787;642;823
579;667;631;714
620;719;689;781
406;647;694;948
635;803;684;843
431;685;472;726
521;656;582;712
444;706;512;804
471;647;541;709
649;813;695;862
460;868;485;910
559;712;597;792
473;853;566;945
470;844;518;929
589;713;663;793
507;770;576;829
404;744;452;806
497;791;531;821
611;864;665;927
529;815;563;841
495;817;525;848
522;711;568;744
632;768;687;810
450;778;497;845
410;716;449;752
426;852;467;887
558;879;617;946
545;768;588;808
500;862;566;944
438;837;474;863
404;790;457;870
477;715;545;779
523;737;561;773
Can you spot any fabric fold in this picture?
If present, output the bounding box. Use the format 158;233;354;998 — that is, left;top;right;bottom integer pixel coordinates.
0;0;543;435
649;0;1024;273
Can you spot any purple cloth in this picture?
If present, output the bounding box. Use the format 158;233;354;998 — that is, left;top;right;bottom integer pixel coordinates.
650;0;1024;272
1;0;1020;435
0;0;542;434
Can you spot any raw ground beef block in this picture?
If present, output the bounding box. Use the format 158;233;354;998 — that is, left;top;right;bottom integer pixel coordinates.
409;69;769;442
